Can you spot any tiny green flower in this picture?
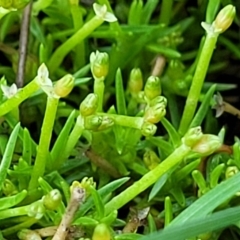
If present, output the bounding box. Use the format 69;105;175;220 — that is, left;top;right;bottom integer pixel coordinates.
2;179;18;196
128;68;143;94
90;51;109;80
213;4;236;33
1;83;18;99
144;76;161;101
53;74;74;98
93;3;117;22
141;121;157;137
80;93;99;117
36;63;52;87
71;178;95;198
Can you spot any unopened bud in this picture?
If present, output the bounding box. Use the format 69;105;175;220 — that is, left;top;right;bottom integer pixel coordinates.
84;115;114;131
90;51;109;80
182;127;203;148
192;134;222;156
213;5;236;33
43;189;62;210
92;223;111;240
53;74;74;98
12;0;30;9
128;68;143;94
141;121;157;137
144;76;161;100
80;93;98;116
144;104;166;124
225;166;239;179
18;229;42;240
143;150;160;170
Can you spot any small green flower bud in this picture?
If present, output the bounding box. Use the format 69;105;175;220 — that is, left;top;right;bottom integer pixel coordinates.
149;96;167;107
80;93;98;117
144;76;161;100
70;178;95;198
225;166;239;179
43;189;62;210
143;104;166;124
28;201;45;220
141;121;157;137
90;51;109;80
0;0;13;9
18;229;42;240
54;74;74;98
2;179;18;196
92;223;111;240
213;5;236;33
192;134;222;156
128;68;143;94
143;150;160;170
182;127;203;148
12;0;30;9
84;115;114;131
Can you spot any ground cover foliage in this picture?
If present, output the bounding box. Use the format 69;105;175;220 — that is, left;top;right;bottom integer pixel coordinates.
0;0;240;239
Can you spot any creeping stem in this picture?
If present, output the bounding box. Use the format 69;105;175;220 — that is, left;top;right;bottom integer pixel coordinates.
28;97;59;190
104;143;191;214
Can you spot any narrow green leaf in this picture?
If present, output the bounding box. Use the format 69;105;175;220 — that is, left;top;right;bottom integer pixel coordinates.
89;185;105;219
51;110;77;166
74;216;98;226
23;128;32;165
115;233;143;240
116;68;127;115
141;206;240;240
128;0;143;25
74;177;130;219
161;118;181;147
0;123;20;190
171;172;240;226
148;172;169;201
206;0;220;23
0;190;27;211
141;0;159;24
190;84;216;128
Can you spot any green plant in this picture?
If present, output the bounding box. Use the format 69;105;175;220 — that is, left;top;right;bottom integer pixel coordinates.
0;0;239;239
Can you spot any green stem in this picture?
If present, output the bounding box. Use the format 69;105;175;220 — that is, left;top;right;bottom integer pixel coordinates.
0;79;39;117
99;113;144;129
178;32;219;135
94;80;105;112
104;144;191;214
54;116;84;170
48;16;104;74
70;1;85;70
0;205;29;220
159;0;173;25
28;97;59;190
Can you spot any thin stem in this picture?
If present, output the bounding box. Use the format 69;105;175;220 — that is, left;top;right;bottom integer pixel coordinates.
54;116;84;170
0;79;40;117
94;80;105;112
99;113;144;129
70;1;85;70
16;1;32;88
178;32;219;135
48;16;104;74
104;144;191;215
28;97;59;190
